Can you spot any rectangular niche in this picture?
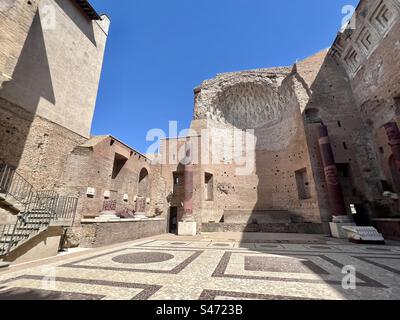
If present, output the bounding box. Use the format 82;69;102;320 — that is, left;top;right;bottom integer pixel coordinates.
295;168;311;200
111;153;128;179
204;172;214;201
173;172;184;193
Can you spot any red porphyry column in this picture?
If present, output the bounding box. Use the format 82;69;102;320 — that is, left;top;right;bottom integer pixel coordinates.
318;124;348;219
182;141;194;221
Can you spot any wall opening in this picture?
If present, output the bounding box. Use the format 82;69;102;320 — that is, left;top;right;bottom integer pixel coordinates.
169;207;178;234
204;173;214;201
389;155;400;193
336;163;357;200
380;180;394;193
138;168;149;197
173;172;183;194
111;153;128;179
295;168;311;200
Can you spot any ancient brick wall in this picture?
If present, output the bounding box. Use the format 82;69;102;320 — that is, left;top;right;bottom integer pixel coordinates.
156;68;323;228
156;137;203;232
296;51;374;226
329;0;400;219
60;136;154;222
75;219;167;248
0;97;86;190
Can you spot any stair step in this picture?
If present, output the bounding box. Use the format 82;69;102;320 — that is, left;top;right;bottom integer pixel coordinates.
24;219;51;223
0;237;17;243
2;232;30;238
0;261;10;269
17;226;41;231
25;215;51;219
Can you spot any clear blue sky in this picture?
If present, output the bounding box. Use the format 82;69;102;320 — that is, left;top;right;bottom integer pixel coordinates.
89;0;359;153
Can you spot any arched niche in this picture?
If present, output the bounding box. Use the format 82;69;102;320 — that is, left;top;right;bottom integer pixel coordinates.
138;168;149;197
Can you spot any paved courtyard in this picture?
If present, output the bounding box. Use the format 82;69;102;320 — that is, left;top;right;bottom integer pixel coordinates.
1;233;400;300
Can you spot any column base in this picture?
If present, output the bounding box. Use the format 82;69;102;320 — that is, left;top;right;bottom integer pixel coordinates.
178;221;197;236
329;221;356;239
95;211;121;222
134;212;147;220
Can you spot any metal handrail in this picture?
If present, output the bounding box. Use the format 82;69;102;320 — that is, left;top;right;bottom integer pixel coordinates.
0;220;26;255
0;162;35;205
1;195;79;257
0;161;79;258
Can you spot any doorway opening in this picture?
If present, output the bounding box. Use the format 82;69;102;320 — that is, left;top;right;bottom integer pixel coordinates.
169;207;178;234
389;155;400;193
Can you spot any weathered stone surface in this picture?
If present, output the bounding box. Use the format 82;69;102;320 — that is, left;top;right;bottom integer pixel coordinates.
1;0;400;245
76;219;167;248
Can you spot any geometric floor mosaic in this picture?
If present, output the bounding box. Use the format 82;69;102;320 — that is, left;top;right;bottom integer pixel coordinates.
1;237;400;300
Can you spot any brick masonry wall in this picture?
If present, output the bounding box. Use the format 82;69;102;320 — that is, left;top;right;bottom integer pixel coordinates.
75;219;167;248
329;0;400;219
60;136;156;222
0;97;87;190
155;68;323;229
296;51;379;227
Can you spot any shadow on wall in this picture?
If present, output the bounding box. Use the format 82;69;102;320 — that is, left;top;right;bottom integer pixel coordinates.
55;0;97;46
300;53;381;227
249;68;320;234
0;11;55;168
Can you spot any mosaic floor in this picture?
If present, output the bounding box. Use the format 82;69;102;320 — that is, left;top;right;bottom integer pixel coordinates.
1;236;400;300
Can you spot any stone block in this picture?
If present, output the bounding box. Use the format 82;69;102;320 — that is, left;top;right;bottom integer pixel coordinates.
342;226;385;243
329;222;356;239
178;221;197;236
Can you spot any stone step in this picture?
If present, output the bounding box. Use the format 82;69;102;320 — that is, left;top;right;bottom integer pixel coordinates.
0;237;16;243
2;232;30;238
26;215;51;220
17;226;41;231
0;261;10;269
30;209;51;213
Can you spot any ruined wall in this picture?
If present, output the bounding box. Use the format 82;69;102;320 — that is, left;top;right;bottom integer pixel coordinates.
296;51;376;229
60;136;154;222
329;0;400;218
76;219;167;248
157;137;203;232
0;0;38;87
179;68;323;226
0;97;86;190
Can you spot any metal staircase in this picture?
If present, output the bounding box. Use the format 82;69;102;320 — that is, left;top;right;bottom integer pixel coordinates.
0;161;78;260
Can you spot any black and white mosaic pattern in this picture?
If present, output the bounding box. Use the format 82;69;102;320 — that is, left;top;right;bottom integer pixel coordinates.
1;237;400;300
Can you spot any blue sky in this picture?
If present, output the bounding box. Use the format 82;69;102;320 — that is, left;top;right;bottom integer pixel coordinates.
89;0;359;153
